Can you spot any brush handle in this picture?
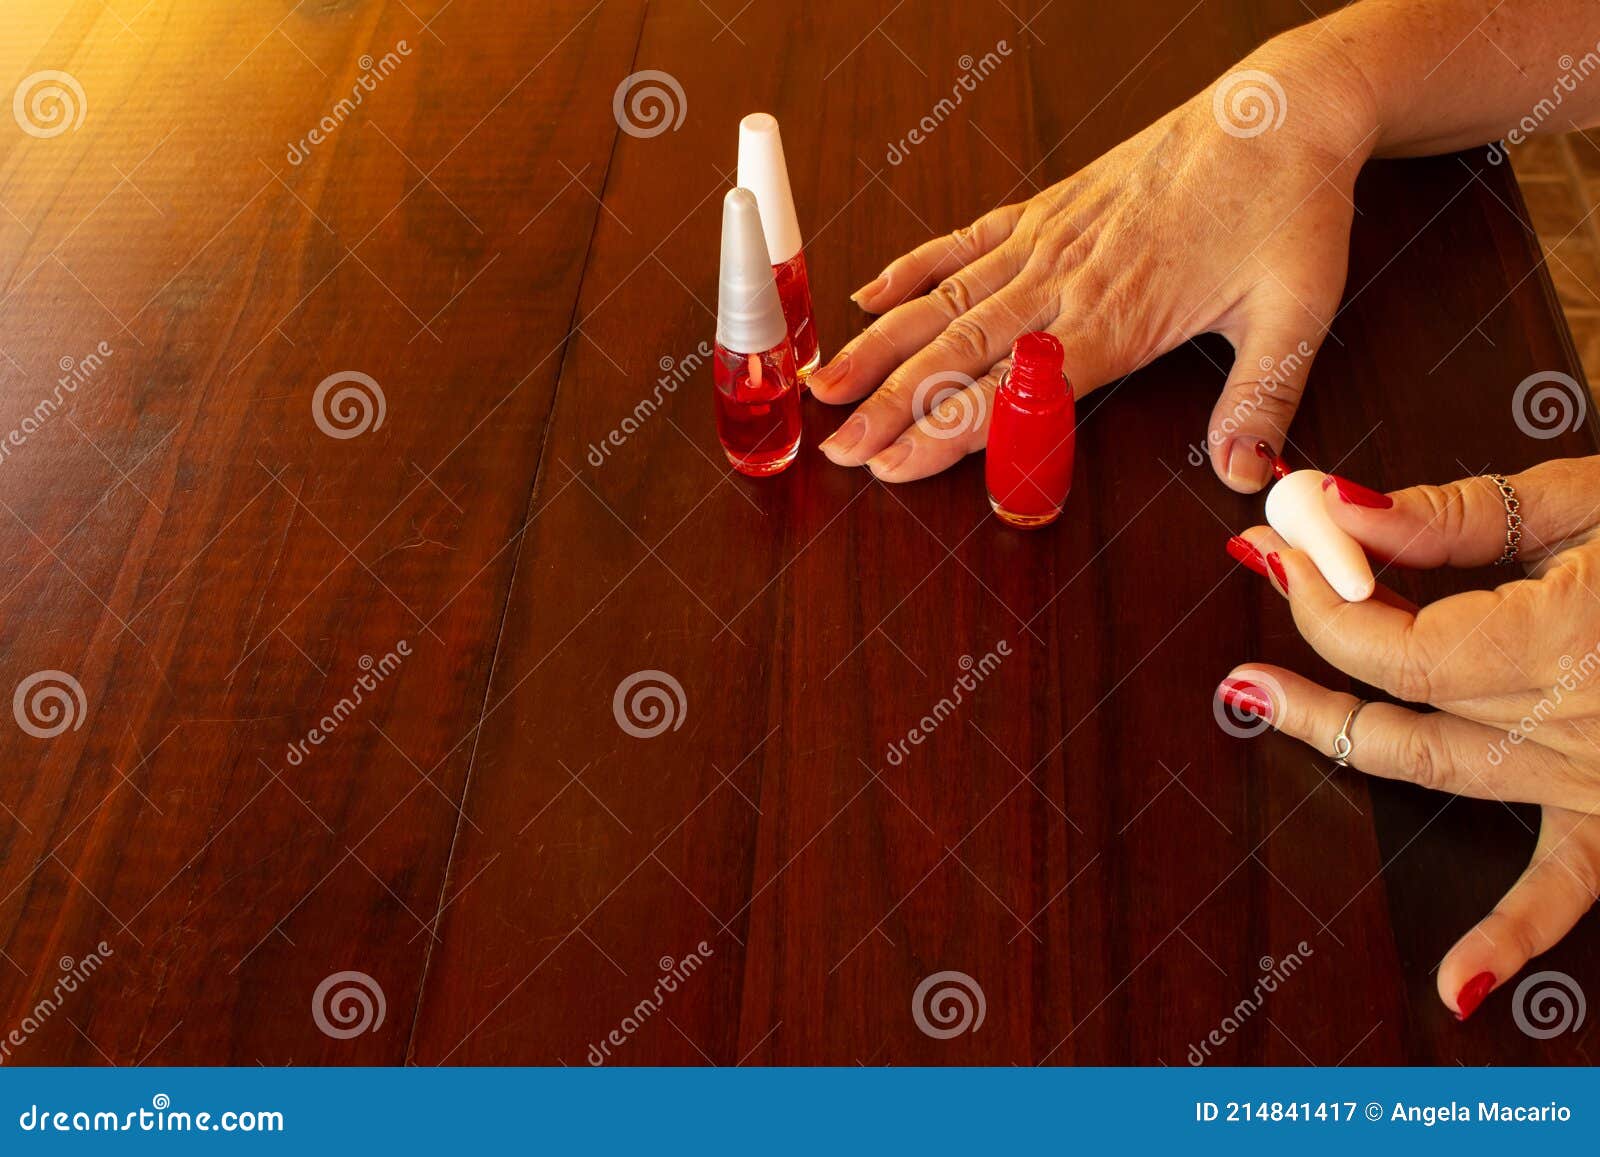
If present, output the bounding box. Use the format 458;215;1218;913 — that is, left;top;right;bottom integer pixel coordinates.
1264;469;1376;602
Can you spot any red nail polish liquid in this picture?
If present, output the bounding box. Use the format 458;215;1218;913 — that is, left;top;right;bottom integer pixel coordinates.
712;341;802;476
715;187;802;477
773;250;819;378
986;332;1075;528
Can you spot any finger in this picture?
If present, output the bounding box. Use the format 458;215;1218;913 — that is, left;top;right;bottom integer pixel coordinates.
812;241;1025;409
850;203;1027;312
1218;663;1573;806
1320;457;1600;569
1264;542;1548;703
866;362;1006;482
1230;526;1417;612
1206;294;1325;493
1438;806;1600;1019
824;280;1048;467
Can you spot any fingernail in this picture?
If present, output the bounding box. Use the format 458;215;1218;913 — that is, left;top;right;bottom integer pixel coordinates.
1265;551;1289;592
868;437;913;476
1322;474;1394;509
810;352;850;392
820;414;867;460
1222;437;1273;491
850;274;887;305
1225;535;1269;578
1455;971;1495;1021
1216;677;1273;721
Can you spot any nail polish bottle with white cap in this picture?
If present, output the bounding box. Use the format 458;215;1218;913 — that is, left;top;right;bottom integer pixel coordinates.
715;187;803;477
737;113;820;380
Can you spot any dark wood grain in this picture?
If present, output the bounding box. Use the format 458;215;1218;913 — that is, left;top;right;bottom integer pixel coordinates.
0;0;1593;1067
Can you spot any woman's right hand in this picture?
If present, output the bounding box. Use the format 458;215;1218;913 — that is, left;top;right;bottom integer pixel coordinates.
813;29;1380;493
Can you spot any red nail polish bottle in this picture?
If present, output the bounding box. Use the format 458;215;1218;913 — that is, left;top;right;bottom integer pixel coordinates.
738;114;819;382
714;187;803;477
985;332;1074;528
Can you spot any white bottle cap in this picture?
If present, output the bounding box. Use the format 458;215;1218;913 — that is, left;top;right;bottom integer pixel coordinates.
737;113;803;264
717;187;788;354
1264;469;1377;602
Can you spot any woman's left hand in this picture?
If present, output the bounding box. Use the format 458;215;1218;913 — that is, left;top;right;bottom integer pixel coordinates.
1219;455;1600;1020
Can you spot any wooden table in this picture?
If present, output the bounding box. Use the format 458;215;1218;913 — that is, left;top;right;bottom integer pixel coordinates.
0;0;1593;1067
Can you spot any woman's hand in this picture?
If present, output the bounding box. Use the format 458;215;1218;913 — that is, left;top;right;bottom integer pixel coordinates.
813;30;1379;492
1221;455;1600;1018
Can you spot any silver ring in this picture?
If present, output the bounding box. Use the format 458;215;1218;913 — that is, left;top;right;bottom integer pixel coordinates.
1331;699;1371;767
1486;473;1522;565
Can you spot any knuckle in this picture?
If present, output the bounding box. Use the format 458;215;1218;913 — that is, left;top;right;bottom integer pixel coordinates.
936;315;993;364
929;275;978;321
949;222;984;258
1494;909;1543;963
1401;718;1451;792
1414;482;1472;542
1383;628;1438;704
1386;652;1436;705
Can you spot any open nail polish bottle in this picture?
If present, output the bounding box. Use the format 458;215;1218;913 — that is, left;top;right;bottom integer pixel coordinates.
714;187;803;477
986;332;1075;528
737;113;820;381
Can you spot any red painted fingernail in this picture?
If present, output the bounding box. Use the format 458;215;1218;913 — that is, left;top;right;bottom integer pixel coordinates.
1254;440;1291;480
1455;971;1495;1021
1322;474;1394;509
1216;677;1273;721
1266;551;1289;591
1226;535;1268;577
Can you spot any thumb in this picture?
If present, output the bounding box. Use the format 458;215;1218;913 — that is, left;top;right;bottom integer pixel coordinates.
1207;301;1322;493
1320;457;1600;569
1437;806;1600;1020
